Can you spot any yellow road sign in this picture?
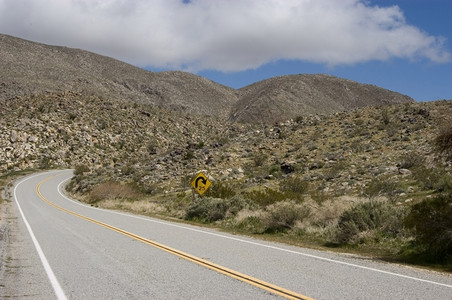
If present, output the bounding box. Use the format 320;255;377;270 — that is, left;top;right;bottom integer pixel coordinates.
191;172;211;195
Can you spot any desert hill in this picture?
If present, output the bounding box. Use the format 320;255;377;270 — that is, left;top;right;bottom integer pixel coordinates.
231;74;413;123
0;34;237;120
1;34;413;123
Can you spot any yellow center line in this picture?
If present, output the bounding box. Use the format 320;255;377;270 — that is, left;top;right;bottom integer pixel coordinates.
36;174;314;300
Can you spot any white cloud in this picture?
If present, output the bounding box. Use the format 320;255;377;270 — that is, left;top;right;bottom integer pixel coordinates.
0;0;450;71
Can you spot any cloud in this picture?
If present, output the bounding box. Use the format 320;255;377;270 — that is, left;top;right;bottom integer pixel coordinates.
0;0;450;71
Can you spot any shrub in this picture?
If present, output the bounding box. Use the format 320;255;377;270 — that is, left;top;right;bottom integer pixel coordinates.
74;164;90;176
404;194;452;263
89;181;140;203
399;152;425;169
233;212;266;234
185;195;250;223
364;177;402;199
185;197;228;222
263;200;311;233
244;187;292;207
412;166;452;192
205;181;236;199
334;201;407;244
253;151;268;167
381;108;390;126
279;176;309;196
434;124;452;161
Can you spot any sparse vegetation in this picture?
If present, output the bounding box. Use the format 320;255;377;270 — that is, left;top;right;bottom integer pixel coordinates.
334;201;407;245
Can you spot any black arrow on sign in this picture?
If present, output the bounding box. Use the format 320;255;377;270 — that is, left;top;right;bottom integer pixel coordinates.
195;176;207;188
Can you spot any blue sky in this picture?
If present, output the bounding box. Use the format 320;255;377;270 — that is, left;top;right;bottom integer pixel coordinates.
1;0;451;101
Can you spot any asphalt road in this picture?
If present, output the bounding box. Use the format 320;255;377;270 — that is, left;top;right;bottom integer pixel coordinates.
4;169;452;299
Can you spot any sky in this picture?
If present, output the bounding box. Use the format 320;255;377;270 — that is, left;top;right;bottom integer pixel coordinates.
0;0;451;101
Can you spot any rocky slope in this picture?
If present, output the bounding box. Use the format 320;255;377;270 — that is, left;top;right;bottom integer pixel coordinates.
231;74;413;123
1;89;450;197
1;34;413;124
0;34;237;120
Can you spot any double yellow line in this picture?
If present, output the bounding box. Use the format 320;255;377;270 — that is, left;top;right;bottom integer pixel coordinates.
36;175;313;300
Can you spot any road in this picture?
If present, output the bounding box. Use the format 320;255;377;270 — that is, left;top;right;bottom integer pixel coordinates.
3;169;452;299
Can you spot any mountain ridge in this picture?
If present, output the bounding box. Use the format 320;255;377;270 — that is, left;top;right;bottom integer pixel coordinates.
1;33;413;123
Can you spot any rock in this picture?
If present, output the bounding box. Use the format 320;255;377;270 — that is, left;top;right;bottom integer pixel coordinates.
9;130;18;143
27;135;38;143
399;168;412;175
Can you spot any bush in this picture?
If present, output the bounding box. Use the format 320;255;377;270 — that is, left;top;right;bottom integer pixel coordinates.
185;195;250;223
263;200;311;233
434;124;452;161
185;197;228;222
205;181;236;199
234;215;266;234
334;201;407;244
89;181;140;203
364;177;402;199
74;164;90;176
405;194;452;264
399;152;425;169
244;187;293;207
279;176;309;196
253;151;268;167
412;166;452;192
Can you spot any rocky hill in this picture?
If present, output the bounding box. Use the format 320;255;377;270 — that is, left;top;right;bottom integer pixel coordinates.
1;34;413;124
0;34;237;120
1;89;450;195
231;74;413;123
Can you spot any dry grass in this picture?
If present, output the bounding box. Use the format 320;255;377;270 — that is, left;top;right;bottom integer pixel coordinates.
97;199;166;215
89;181;140;203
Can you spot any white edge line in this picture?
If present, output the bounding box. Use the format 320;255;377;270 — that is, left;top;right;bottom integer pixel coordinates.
56;173;452;289
13;172;68;300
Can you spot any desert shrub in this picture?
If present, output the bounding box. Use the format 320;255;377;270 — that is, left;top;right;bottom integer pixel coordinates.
244;187;295;207
185;195;251;223
263;200;311;233
233;211;266;234
89;181;140;203
120;164;136;176
185;197;228;222
364;177;402;199
412;166;452;192
279;176;309;196
381;108;390;126
404;194;452;264
253;151;268;167
399;152;425;169
334;201;407;244
268;164;282;178
434;123;452;161
205;181;236;199
74;164;90;176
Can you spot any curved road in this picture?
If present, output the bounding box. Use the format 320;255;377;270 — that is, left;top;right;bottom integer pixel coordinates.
4;170;452;299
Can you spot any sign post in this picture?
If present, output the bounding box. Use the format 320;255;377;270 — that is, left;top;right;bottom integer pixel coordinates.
191;172;211;196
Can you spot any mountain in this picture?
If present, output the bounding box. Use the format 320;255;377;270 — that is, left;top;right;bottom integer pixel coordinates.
230;74;413;123
1;33;413;123
0;34;237;120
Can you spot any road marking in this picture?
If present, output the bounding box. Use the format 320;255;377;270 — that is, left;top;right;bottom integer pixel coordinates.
13;173;68;300
56;176;452;290
37;174;312;300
